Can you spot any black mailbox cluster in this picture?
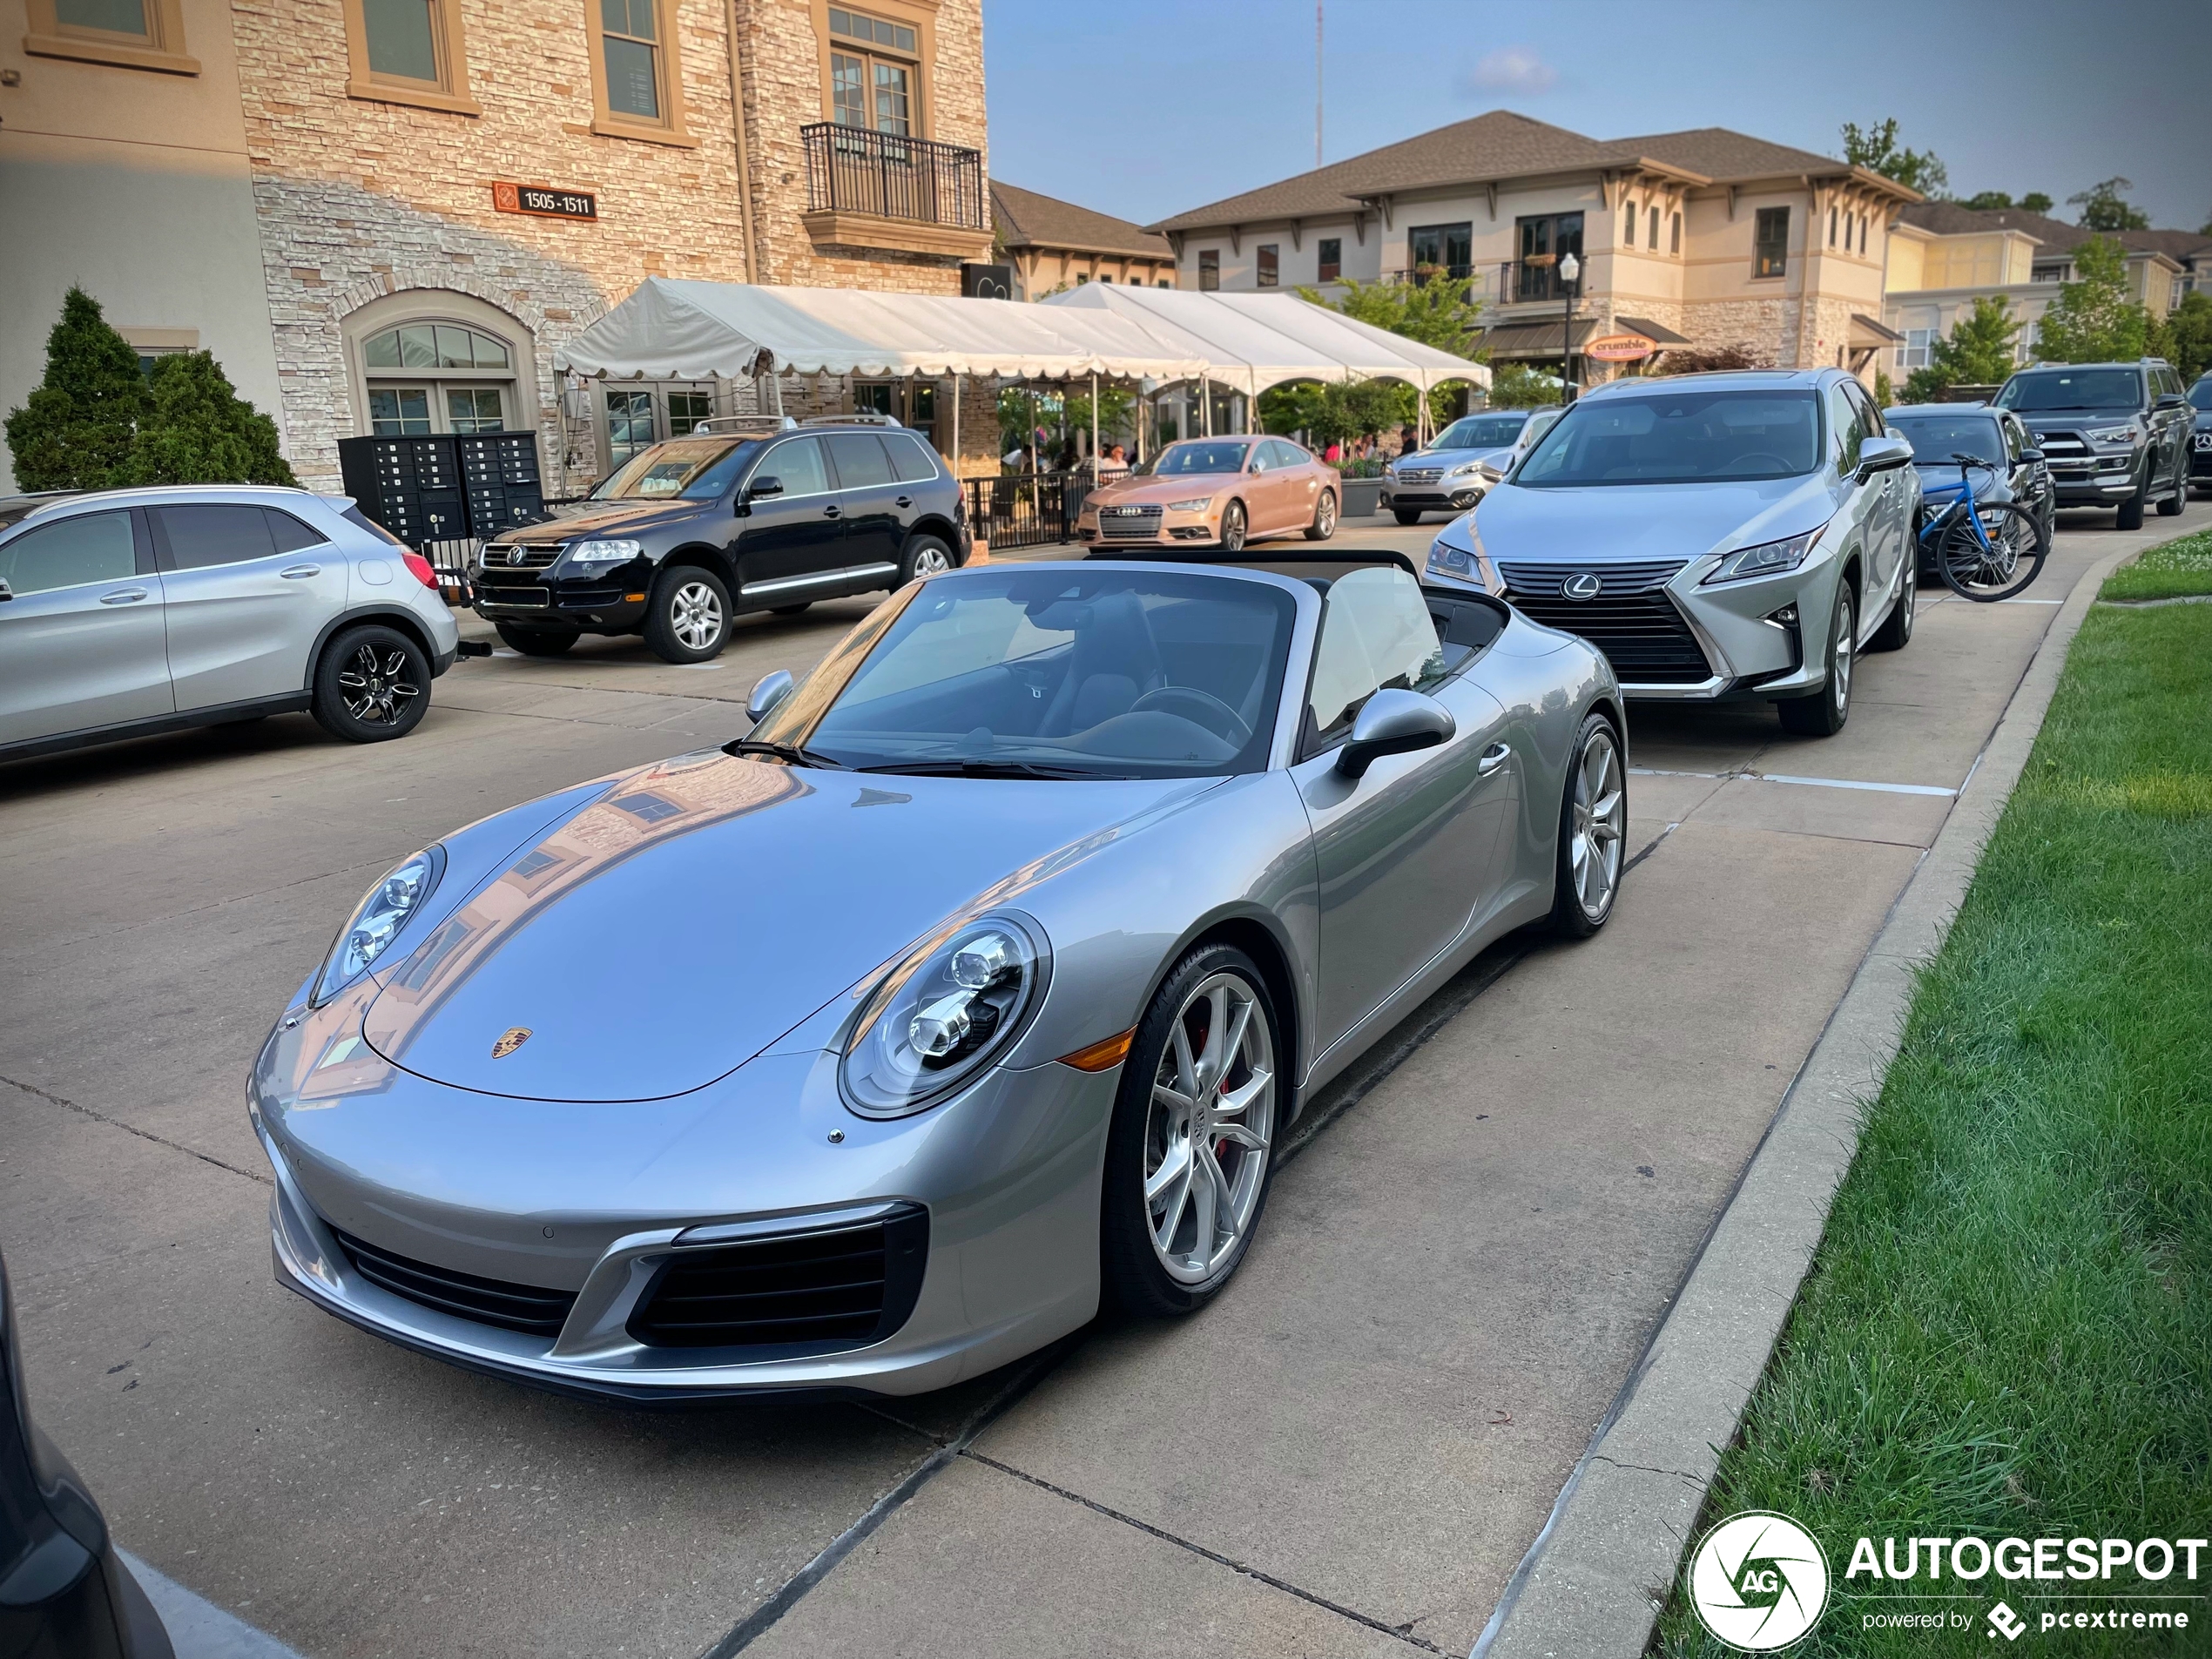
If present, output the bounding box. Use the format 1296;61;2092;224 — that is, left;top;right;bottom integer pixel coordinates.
336;431;546;548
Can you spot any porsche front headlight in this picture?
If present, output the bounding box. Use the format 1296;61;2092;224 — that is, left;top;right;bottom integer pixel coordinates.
314;846;445;1003
840;913;1049;1117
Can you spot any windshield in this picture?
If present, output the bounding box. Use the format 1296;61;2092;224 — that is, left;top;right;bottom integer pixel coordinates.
1150;441;1251;476
747;567;1298;779
1996;370;2142;413
1885;413;2005;467
1515;389;1822;486
1430;415;1528;451
2190;381;2212;411
590;437;759;501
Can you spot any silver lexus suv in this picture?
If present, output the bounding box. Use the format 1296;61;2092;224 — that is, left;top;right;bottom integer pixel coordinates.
0;485;460;763
1425;369;1919;736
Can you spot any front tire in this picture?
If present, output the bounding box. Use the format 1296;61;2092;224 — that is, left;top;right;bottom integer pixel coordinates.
311;624;428;744
2156;457;2185;516
644;567;731;664
1305;489;1338;541
2115;471;2148;531
1101;945;1280;1318
900;534;955;584
1550;712;1626;938
1217;502;1248;553
1393;508;1425;526
1777;581;1855;737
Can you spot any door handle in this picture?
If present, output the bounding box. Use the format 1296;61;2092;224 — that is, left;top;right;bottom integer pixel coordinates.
280;563;322;578
98;587;150;605
895;496;912;508
822;504;841;518
1477;742;1511;776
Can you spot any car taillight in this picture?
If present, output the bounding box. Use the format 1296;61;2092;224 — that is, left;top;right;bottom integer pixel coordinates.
401;550;439;590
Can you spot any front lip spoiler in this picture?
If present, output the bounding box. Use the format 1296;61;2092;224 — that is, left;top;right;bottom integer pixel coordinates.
1618;674;1734;699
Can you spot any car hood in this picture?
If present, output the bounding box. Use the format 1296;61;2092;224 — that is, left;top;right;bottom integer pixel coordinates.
1394;446;1514;473
1474;475;1835;566
1089;475;1242;506
485;497;708;544
360;753;1214;1103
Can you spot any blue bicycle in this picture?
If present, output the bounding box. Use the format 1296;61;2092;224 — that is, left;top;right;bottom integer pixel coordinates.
1919;453;2047;602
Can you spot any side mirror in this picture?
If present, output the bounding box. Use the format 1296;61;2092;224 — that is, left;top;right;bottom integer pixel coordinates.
2156;393;2186;410
1856;434;1913;481
0;579;12;603
746;475;784;501
1334;689;1454;779
745;669;795;724
2017;448;2044;465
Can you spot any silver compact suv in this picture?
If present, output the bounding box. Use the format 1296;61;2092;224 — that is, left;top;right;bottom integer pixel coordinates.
1425;368;1919;737
0;485;461;763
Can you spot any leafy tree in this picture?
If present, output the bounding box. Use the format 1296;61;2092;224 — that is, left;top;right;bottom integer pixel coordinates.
1901;296;2025;402
1840;118;1948;197
121;351;297;487
1296;273;1484;358
1483;363;1563;408
1874;368;1897;408
3;287;146;490
1963;191;2014;212
2149;291;2212;383
2067;177;2151;233
2033;237;2149;363
1653;341;1772;376
2020;192;2054;214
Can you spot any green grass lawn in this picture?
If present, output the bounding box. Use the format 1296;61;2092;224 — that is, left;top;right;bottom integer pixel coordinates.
1653;547;2212;1657
2099;526;2212;602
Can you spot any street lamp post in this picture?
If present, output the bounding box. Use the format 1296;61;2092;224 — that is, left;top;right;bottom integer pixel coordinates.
1559;250;1581;405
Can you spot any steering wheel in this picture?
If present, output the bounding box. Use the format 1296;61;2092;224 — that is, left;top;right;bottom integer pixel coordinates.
1130;685;1251;746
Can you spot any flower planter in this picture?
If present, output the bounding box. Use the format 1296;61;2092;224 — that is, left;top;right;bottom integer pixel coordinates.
1337;478;1384;518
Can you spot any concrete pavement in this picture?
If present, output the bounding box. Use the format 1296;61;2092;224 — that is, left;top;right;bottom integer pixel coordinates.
0;501;2199;1658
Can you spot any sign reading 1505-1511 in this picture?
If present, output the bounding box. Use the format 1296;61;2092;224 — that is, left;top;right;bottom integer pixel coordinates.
491;182;597;221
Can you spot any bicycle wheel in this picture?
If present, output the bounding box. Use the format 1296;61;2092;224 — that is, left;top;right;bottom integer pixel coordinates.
1938;501;2047;602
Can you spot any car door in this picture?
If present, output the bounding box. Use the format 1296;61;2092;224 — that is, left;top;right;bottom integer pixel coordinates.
1268;440;1322;532
2000;413;2047;522
730;435;846;607
1290;566;1514;1055
1843;380;1906;605
1250;442;1296;534
151;502;348;710
822;432;906;580
0;507;172;745
1824;381;1888;627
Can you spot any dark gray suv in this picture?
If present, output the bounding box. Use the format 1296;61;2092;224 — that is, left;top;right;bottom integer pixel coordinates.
475;415;968;661
2189;372;2212;495
1993;359;2192;529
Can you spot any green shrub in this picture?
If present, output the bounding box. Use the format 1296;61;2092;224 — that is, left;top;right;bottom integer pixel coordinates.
3;287;146;490
122;351;297;488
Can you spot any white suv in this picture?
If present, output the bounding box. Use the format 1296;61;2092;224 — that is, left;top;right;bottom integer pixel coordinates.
0;485;461;763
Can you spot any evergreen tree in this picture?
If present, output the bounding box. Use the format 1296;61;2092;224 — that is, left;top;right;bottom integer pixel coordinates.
2150;291;2212;383
122;351;298;487
1903;297;2024;401
2034;238;2150;363
3;287;147;490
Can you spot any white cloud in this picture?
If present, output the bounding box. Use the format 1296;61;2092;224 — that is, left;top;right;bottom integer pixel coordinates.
1466;46;1558;93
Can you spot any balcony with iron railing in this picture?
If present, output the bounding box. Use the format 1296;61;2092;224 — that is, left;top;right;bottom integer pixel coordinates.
799;122;992;260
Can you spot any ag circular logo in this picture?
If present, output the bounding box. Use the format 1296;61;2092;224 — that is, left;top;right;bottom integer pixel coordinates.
1686;1511;1829;1650
1561;571;1603;600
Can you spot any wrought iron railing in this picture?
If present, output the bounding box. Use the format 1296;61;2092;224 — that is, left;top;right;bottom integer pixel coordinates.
801;122;986;229
1487;260;1581;306
964;471;1092;551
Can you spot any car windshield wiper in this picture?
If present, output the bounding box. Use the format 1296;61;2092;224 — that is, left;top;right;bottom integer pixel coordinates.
722;738;848;769
856;759;1133;780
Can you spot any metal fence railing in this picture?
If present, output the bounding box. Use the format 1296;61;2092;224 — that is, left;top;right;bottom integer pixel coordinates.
966;472;1093;552
802;122;986;229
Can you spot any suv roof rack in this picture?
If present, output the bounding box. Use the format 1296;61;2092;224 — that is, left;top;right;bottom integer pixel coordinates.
799;411;903;428
689;415;799;435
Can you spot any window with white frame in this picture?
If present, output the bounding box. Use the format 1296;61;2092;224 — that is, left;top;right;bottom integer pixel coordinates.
1895;328;1936;370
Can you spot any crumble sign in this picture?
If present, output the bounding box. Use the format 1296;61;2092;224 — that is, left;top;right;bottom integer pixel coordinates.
1585;332;1658;362
492;182;597;221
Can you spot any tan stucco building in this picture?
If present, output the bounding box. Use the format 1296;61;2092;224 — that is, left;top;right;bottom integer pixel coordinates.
988;180;1176;300
2;0;993;492
1149;111;1922;392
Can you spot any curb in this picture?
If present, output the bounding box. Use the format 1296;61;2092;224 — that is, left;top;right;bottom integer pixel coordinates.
1470;549;2134;1659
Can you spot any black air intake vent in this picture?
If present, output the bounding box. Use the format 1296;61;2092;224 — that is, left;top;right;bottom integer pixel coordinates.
333;1227;578;1339
629;1205;928;1356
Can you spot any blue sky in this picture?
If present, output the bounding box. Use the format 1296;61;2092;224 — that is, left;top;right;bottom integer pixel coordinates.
984;0;2211;233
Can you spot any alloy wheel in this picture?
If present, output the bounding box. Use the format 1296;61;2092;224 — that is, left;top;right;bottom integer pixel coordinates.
1898;556;1915;644
671;580;725;651
1317;494;1336;536
1569;727;1625;921
910;543;952;577
1831;590;1854;718
1143;972;1275;1285
1221;504;1247;553
336;644;421;725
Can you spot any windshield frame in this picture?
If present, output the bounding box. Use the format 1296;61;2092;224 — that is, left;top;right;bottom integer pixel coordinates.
1144;440;1255;478
1430;414;1531;452
1994;368;2146;414
1512;387;1828;489
745;566;1308;779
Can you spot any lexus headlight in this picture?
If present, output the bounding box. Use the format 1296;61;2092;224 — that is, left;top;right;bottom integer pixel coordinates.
840;914;1049;1117
1703;525;1825;585
314;847;444;1004
565;538;643;569
1165;497;1215;513
2088;425;2140;445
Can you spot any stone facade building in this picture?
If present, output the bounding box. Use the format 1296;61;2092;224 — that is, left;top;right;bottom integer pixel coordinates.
1149;111;1921;394
2;0;993;492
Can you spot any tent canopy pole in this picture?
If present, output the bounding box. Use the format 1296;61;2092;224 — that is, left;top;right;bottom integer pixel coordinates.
1090;373;1099;482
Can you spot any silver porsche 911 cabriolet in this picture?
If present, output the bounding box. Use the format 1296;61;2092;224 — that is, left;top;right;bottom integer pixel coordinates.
251;550;1626;1401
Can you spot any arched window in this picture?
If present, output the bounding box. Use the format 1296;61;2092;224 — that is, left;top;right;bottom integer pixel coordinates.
355;316;522;435
362;323;510;373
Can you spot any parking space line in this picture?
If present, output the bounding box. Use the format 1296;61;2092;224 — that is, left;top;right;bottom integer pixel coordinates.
1628;767;1958;798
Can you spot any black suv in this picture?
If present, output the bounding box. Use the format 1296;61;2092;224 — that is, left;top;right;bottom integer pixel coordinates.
475;415;968;661
2189;371;2212;495
1992;359;2193;529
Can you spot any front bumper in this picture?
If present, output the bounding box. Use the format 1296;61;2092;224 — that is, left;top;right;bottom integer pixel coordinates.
2045;453;2144;505
1380;483;1486;511
253;1034;1115;1402
473;577;646;631
2190;434;2212;479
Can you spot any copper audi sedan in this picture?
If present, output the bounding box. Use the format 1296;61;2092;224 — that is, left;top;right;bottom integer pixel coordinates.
1076;437;1339;552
